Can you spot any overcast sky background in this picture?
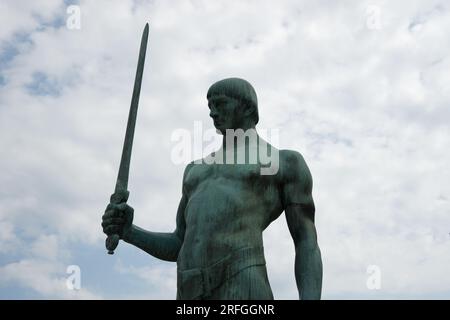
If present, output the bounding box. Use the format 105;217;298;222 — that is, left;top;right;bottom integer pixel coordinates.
0;0;449;299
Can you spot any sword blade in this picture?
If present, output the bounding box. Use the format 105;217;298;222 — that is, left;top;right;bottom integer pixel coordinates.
115;23;149;195
106;23;149;254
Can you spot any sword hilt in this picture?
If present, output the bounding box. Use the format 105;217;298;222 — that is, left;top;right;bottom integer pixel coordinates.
106;189;129;254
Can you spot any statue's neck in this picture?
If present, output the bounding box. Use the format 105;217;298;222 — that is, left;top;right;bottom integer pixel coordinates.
221;127;258;152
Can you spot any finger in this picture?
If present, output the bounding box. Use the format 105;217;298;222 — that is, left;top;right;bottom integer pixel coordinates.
103;225;121;235
103;207;125;219
106;202;125;212
115;204;133;219
116;203;128;211
124;205;134;216
102;209;118;220
102;218;124;227
102;210;112;220
103;224;113;235
116;203;134;217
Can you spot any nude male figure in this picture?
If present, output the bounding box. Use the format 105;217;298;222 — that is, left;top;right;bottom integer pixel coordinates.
102;78;323;299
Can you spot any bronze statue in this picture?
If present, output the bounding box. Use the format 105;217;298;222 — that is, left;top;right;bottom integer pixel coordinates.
101;25;322;301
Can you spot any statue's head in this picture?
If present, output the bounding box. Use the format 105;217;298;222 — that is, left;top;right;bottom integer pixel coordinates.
207;78;259;134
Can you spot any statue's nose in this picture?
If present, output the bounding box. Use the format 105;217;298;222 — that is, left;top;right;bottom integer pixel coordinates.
210;110;218;119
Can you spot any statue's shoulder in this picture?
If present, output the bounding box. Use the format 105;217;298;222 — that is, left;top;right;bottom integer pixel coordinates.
279;149;311;182
182;161;197;181
279;149;305;166
181;159;212;183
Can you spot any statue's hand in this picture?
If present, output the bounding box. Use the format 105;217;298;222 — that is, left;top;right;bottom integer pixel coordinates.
102;202;134;241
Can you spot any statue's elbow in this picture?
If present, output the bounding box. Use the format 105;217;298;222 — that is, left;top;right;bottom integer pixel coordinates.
295;235;320;253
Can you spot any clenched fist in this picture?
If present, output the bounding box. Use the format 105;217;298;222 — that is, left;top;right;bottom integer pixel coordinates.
102;202;134;241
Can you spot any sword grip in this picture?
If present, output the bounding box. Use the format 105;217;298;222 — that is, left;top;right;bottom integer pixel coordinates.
106;189;130;255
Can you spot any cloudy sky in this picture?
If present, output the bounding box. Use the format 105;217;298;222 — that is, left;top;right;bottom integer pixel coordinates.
0;0;449;299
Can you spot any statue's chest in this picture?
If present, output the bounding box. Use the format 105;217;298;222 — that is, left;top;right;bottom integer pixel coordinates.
184;163;278;195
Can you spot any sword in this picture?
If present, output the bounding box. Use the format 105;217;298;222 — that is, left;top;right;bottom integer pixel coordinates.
106;23;149;254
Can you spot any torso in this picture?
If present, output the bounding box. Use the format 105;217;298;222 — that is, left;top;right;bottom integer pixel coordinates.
177;141;286;270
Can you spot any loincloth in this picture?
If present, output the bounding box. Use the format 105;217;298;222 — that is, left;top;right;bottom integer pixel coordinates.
177;246;266;300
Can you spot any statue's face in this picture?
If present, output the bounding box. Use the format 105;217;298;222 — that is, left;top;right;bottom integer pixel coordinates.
208;94;245;134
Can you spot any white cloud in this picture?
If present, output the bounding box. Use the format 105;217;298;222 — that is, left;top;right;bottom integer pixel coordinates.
115;260;177;299
0;259;101;299
0;231;100;299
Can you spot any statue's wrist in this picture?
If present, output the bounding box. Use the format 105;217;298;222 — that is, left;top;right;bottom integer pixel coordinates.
122;224;135;243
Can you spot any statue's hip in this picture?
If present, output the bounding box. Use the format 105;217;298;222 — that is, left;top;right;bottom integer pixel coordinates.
176;246;266;300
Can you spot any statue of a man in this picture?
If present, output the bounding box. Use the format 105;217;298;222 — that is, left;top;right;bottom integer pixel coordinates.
102;78;323;299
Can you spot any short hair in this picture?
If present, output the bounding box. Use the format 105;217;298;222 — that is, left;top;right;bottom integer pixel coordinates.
207;78;259;125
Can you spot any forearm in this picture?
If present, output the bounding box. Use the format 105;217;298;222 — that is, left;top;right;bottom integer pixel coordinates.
295;240;323;300
123;225;182;262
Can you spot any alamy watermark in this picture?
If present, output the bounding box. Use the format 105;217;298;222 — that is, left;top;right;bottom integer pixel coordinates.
366;265;381;290
366;5;381;30
66;5;81;30
171;121;280;175
66;265;81;290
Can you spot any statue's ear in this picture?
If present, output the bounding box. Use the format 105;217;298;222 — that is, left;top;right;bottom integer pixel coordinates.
243;103;254;117
243;105;257;125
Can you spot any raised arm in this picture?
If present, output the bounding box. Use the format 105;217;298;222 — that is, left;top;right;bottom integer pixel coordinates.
281;151;322;300
102;164;191;262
